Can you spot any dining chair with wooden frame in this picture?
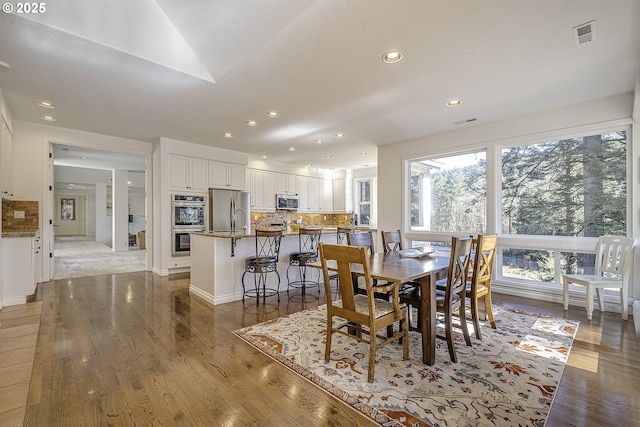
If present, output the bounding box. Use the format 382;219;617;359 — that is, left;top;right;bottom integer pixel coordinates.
467;234;498;339
318;242;409;383
381;229;403;253
400;236;473;363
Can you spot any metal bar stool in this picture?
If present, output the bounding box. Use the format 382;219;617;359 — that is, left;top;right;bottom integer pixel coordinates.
287;226;323;295
242;228;284;306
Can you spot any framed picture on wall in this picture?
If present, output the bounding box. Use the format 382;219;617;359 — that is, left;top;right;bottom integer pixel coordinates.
61;198;76;221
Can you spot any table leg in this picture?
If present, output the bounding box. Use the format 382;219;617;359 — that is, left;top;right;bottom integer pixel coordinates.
420;273;436;365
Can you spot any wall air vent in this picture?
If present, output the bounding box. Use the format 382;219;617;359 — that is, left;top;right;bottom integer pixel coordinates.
453;117;477;125
574;21;596;45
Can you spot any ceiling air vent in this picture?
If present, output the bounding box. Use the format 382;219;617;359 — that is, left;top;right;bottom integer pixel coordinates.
574;21;596;45
453;117;477;125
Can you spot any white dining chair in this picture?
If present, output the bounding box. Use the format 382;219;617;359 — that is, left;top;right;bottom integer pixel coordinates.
562;236;637;320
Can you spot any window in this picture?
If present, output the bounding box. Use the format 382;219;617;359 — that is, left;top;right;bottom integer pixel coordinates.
404;127;630;287
409;151;486;233
355;178;374;225
501;131;627;237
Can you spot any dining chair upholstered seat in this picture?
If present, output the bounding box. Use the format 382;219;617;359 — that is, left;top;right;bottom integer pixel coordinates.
242;228;284;306
400;236;473;363
561;235;637;320
287;227;323;295
318;243;409;383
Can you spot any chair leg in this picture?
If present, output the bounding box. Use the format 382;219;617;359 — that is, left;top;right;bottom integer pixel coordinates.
484;293;496;330
401;312;409;360
459;303;472;347
444;308;457;363
596;287;605;313
275;270;281;302
325;318;332;362
471;296;482;340
586;285;594;320
367;330;377;383
621;286;629;320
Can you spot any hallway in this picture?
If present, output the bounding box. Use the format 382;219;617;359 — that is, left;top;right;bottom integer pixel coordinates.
53;236;146;279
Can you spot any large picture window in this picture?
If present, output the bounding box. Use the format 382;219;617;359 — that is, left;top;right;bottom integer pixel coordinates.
501;131;627;237
409;151;486;234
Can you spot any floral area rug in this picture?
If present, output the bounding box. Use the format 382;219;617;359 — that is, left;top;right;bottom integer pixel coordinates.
233;304;578;427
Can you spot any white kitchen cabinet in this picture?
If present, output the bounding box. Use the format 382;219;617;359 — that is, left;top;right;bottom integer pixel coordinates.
297;176;309;211
300;177;332;212
1;236;36;306
320;178;333;212
333;177;352;212
168;154;208;192
276;173;297;195
249;169;275;211
209;160;245;190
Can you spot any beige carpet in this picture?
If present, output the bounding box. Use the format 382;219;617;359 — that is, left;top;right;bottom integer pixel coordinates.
234;305;578;427
54;236;146;279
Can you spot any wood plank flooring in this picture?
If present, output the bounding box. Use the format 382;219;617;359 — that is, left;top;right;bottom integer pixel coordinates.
0;301;42;427
2;271;638;426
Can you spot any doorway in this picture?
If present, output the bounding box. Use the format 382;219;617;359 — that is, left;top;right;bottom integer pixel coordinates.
46;143;150;280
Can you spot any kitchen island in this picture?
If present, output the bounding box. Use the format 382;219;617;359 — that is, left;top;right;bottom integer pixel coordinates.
189;227;376;305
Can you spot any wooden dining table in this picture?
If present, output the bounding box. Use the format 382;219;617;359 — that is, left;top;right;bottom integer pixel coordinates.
310;248;450;365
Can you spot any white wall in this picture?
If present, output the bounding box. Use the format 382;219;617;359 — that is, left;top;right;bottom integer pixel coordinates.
377;91;637;305
11;120;152;280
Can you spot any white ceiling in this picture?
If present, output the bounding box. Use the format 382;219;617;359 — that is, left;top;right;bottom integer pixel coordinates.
1;0;638;171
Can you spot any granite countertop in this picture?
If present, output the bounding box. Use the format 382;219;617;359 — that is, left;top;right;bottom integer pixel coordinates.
2;231;39;238
192;225;377;239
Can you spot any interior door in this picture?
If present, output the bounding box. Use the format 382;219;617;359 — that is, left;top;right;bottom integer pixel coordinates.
48;144;55;280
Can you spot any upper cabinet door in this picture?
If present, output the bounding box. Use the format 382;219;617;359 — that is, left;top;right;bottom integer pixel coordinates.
228;163;246;190
208;160;246;190
189;158;208;192
276;173;297;194
168;154;208;192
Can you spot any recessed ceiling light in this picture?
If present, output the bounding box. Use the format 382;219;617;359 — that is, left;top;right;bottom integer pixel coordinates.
335;133;345;138
315;139;324;144
288;147;296;151
81;156;88;160
41;115;56;121
0;61;9;70
267;111;280;118
38;101;56;109
262;155;267;159
447;99;462;106
382;51;402;63
127;181;132;185
222;132;233;138
246;120;258;126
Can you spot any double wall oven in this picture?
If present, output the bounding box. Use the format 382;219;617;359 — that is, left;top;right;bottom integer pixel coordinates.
171;194;206;257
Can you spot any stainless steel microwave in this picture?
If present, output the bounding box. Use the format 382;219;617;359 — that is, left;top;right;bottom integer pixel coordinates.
276;193;299;210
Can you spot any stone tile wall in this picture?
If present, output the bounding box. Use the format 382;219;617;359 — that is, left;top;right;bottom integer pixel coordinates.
252;212;352;228
2;199;39;232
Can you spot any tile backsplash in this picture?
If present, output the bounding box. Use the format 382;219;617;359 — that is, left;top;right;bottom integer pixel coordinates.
252;212;353;228
2;198;39;232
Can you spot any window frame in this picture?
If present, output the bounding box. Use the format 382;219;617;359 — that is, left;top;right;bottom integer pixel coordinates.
403;122;634;291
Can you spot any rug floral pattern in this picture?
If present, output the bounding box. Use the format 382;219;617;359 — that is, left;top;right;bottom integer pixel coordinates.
233;305;578;427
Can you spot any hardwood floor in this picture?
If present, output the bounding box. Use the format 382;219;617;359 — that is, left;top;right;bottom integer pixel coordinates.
5;272;639;426
0;301;41;426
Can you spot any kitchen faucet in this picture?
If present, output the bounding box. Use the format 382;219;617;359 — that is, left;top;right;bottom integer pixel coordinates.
230;197;247;232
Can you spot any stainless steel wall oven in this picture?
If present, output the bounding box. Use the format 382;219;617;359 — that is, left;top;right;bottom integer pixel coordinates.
171;194;206;256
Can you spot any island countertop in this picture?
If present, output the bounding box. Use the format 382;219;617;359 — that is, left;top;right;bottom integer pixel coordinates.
191;225;377;239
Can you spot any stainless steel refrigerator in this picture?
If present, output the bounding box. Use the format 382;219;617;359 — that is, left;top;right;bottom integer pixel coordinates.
209;188;251;233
